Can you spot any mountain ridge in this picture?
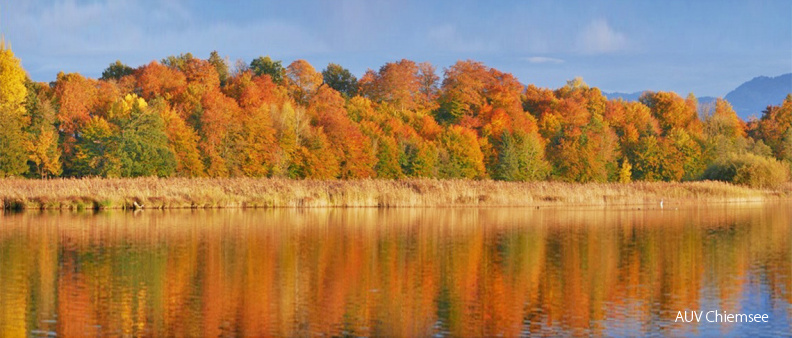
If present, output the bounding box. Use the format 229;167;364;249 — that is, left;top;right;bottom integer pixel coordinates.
604;73;791;120
724;73;791;120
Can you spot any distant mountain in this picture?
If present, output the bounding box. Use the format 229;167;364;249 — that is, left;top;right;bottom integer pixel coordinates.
604;91;716;106
724;74;791;120
604;73;791;120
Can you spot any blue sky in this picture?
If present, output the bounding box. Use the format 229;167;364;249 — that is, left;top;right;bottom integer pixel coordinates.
1;0;790;97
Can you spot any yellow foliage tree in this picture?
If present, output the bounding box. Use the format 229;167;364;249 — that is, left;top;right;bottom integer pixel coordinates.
0;40;29;176
0;40;27;116
27;127;62;178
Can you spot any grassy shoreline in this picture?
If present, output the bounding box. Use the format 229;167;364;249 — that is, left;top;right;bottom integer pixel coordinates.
1;178;791;211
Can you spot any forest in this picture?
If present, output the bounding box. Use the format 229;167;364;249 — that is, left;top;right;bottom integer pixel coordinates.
0;44;790;188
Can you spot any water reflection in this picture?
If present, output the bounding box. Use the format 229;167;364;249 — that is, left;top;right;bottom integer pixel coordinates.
0;205;789;336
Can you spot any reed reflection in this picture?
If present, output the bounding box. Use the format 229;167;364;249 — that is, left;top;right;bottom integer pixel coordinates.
0;204;789;336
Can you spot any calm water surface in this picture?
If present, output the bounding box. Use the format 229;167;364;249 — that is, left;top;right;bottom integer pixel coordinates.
0;204;790;336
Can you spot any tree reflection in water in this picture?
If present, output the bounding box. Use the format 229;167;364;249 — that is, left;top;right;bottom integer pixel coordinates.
0;204;789;336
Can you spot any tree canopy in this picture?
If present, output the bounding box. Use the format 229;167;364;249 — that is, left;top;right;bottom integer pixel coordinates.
1;49;788;187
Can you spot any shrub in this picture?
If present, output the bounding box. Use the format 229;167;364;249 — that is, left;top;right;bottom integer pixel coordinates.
702;153;790;189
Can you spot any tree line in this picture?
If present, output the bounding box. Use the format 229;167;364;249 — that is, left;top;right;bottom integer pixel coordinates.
1;45;790;187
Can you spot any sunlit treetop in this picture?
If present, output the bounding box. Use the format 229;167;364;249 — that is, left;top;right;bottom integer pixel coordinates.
0;39;28;116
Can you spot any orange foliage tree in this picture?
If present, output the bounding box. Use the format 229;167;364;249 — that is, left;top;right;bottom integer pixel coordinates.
310;87;376;178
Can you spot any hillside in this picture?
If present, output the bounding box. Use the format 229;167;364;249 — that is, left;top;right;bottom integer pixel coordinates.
725;73;792;120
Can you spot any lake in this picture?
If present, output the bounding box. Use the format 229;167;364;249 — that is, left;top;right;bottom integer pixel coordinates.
0;204;789;336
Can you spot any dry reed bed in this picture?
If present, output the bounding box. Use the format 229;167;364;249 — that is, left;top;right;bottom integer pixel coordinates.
0;178;789;210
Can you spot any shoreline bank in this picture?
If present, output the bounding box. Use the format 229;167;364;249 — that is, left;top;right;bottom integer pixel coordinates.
1;178;790;211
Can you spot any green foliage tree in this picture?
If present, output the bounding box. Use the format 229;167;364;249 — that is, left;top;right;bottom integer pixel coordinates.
208;51;230;86
113;97;176;177
0;112;28;177
250;56;285;84
73;116;120;177
161;53;195;71
493;130;549;181
100;60;134;81
399;136;437;177
322;63;358;98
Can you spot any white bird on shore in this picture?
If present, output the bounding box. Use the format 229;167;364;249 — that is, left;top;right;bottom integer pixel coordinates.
660;199;664;209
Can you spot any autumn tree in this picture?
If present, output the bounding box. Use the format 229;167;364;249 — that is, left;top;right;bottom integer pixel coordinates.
9;50;784;183
288;127;340;179
359;59;435;112
640;91;702;135
436;60;491;123
286;59;323;106
604;100;661;180
700;98;751;166
437;125;485;179
25;81;61;177
533;79;618;182
54;72;99;171
0;42;29;176
523;85;557;118
94;80;122;118
310;86;376;178
271;102;309;176
417;62;440;106
27;127;61;178
751;95;792;162
322;63;358;98
197;89;242;177
705;99;746;139
438;60;528;154
154;99;204;176
238;103;279;177
136;61;187;101
224;70;285;111
638;91;705;180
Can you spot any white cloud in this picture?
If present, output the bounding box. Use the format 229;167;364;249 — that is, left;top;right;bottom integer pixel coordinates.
576;19;628;54
524;56;564;64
